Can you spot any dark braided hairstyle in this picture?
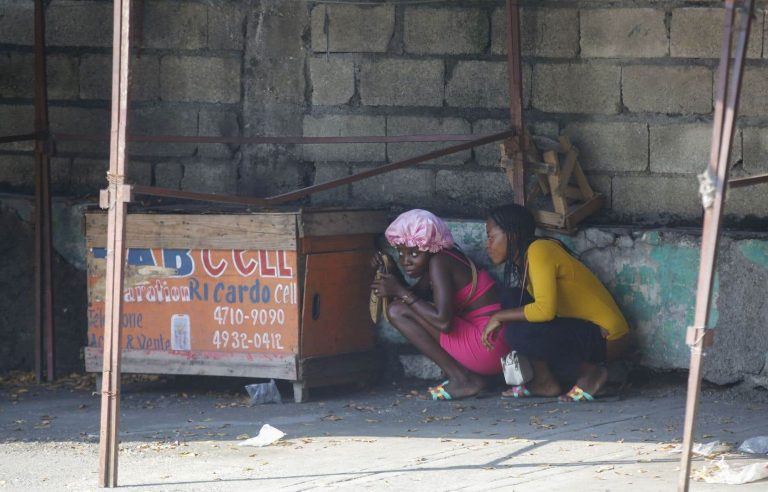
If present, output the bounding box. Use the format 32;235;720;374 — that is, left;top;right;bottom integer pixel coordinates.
487;204;536;287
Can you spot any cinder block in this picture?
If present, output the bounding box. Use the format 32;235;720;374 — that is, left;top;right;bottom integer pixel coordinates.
80;55;159;101
446;61;529;109
672;8;762;59
143;1;207;49
399;354;444;380
581;9;668;58
0;53;33;98
303;115;386;162
154;161;183;189
738;68;768;117
359;59;444;107
70;158;108;195
725;179;768;218
562;122;648;173
47;55;79;100
310;163;351;206
404;7;488;55
650;124;741;174
311;4;395;53
350;166;435;208
0;155;34;189
198;110;240;159
238;159;303;197
585;174;612;209
740;127;768;174
126;160;152;186
623;65;712;115
0;105;35;152
128;106;198;157
309;57;355;106
49;106;111;154
50;157;72;193
182;160;237;195
208;3;245;50
491;7;579;58
435;169;515;216
533;63;621;115
0;1;33;45
160;56;241;103
46;1;112;47
472;119;507;168
386;116;471;166
611;175;700;219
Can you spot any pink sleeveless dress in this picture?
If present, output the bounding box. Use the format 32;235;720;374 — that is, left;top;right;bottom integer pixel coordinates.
439;250;510;375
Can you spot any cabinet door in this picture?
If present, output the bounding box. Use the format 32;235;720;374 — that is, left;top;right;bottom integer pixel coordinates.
300;250;376;358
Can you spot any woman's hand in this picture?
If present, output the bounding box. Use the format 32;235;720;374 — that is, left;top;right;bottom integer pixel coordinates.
371;273;407;299
482;315;503;350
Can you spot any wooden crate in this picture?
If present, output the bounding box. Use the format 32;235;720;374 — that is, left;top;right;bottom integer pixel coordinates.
84;208;388;402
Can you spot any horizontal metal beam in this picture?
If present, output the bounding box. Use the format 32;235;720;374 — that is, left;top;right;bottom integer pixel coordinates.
0;132;42;144
52;132;496;145
729;173;768;188
133;129;516;206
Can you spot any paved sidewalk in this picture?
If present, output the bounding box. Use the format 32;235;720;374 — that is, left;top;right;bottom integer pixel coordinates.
1;373;767;491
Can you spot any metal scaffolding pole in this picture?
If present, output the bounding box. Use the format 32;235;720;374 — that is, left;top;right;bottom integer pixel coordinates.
33;0;55;382
504;0;526;206
677;1;753;490
97;0;133;486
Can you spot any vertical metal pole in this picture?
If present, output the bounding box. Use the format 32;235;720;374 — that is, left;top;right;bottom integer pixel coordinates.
504;0;525;205
98;0;133;486
677;2;752;491
33;0;55;382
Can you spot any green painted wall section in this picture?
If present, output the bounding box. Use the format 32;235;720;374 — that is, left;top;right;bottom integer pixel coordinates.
739;240;768;269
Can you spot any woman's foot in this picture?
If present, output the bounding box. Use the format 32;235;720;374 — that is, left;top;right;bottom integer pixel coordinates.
559;364;608;402
429;374;485;400
507;378;561;397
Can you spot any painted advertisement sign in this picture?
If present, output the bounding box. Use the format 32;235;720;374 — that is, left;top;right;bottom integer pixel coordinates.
87;248;299;354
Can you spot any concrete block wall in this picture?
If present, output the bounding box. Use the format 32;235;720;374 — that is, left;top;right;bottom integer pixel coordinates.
0;0;246;196
2;0;768;224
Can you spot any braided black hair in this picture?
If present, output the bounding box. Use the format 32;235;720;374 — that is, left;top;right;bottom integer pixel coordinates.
487;204;536;287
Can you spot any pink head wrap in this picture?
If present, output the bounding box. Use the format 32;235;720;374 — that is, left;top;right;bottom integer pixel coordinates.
384;209;454;253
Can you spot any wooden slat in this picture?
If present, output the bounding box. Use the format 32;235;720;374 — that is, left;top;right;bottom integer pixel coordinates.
85;347;298;380
566;194;605;228
543;150;568;216
573;163;595;199
557;148;579;194
298;209;388;237
531;209;565;228
85;213;298;249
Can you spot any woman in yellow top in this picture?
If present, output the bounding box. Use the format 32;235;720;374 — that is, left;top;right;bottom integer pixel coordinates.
482;204;630;402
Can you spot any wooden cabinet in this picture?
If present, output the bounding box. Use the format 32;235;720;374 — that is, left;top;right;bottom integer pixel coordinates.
84;209;387;402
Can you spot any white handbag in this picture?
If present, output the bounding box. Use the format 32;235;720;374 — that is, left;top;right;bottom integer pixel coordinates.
501;259;534;386
501;351;534;386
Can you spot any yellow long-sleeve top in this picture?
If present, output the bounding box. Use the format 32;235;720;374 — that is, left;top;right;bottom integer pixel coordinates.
523;239;629;341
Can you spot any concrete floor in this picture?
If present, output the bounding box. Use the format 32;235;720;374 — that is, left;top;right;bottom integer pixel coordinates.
1;373;767;491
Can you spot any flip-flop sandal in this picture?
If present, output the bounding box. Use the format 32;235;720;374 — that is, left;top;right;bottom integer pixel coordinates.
500;384;532;399
559;385;595;403
429;381;452;401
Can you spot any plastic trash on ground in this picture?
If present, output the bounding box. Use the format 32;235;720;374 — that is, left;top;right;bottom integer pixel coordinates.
695;457;768;485
245;379;282;405
237;424;286;447
738;436;768;455
670;441;731;456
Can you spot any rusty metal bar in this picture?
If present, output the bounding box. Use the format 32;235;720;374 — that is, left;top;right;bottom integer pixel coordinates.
131;130;514;206
52;132;490;144
33;0;55;382
98;0;133;486
678;2;751;491
504;0;525;205
0;132;41;144
729;172;768;188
